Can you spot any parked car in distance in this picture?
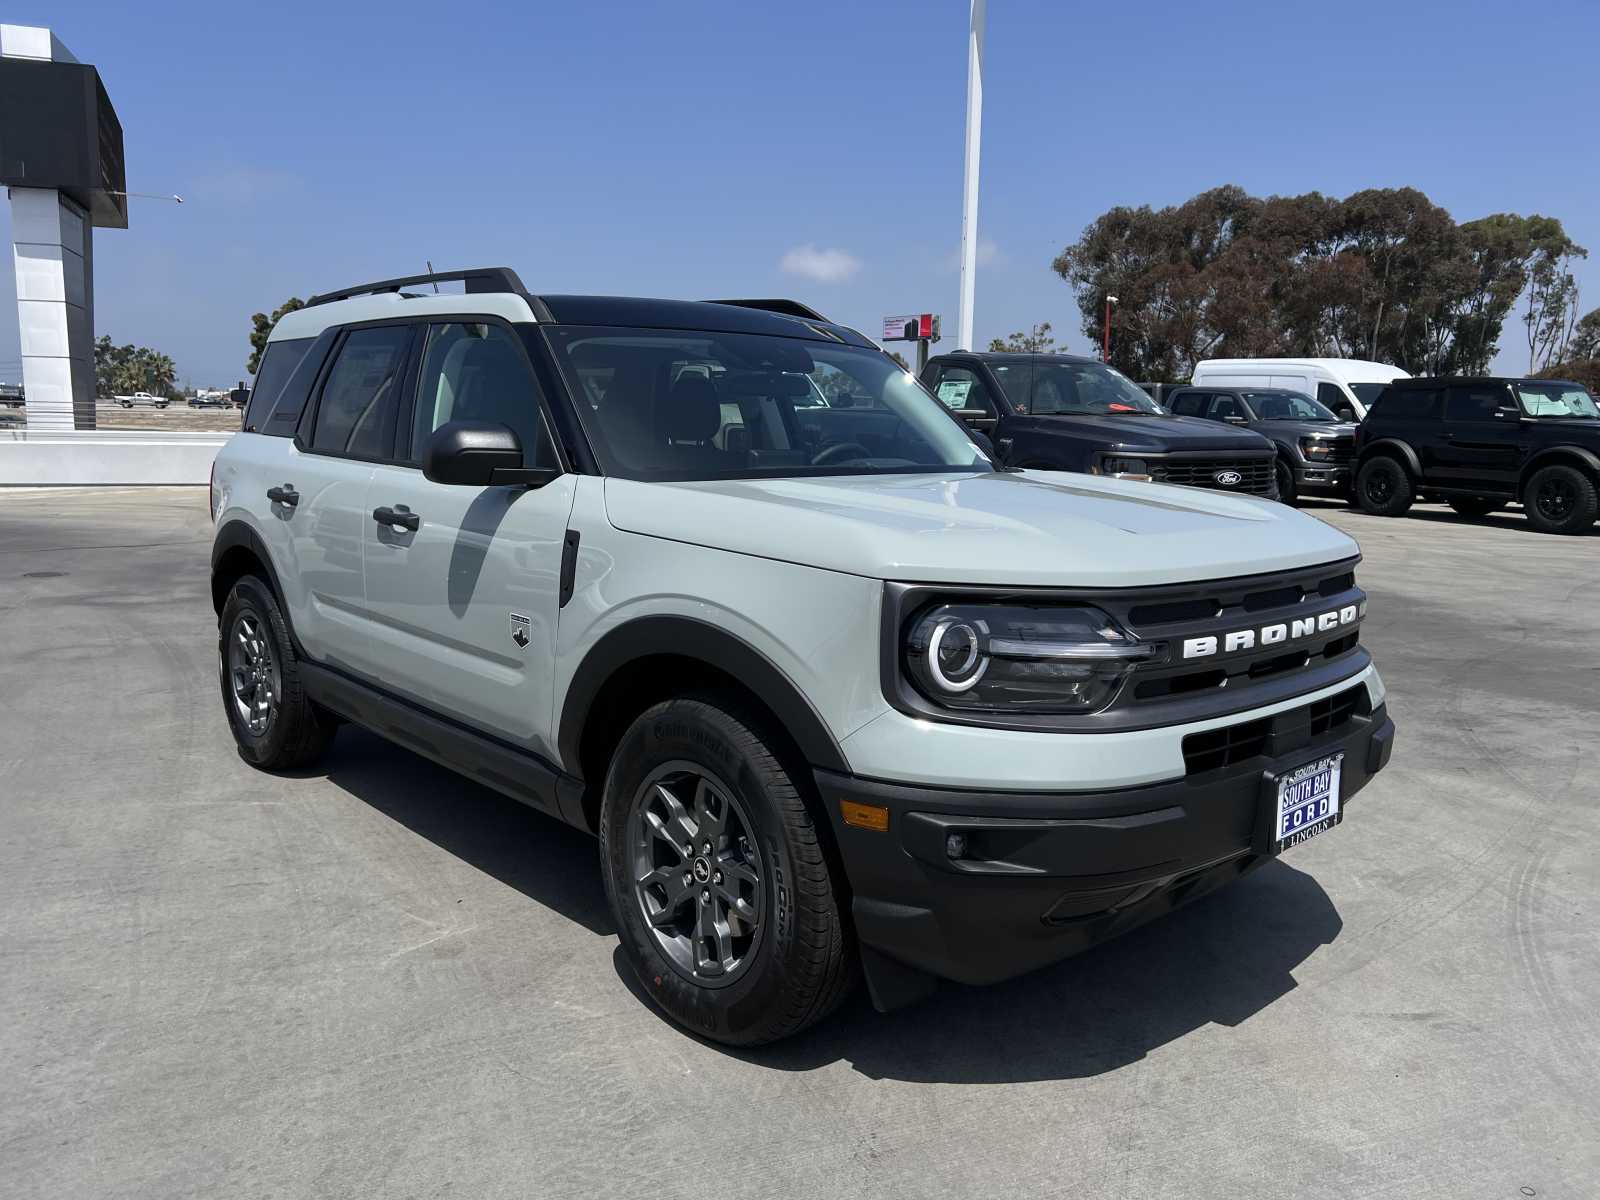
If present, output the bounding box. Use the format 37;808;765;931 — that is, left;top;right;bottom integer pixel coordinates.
1355;376;1600;534
1165;386;1357;504
0;383;23;409
210;267;1394;1044
1191;358;1407;422
920;351;1280;498
189;391;231;408
112;391;170;409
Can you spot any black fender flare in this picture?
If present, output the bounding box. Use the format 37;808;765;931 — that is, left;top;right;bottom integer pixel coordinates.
1357;438;1421;478
557;615;850;778
210;520;288;616
1520;445;1600;489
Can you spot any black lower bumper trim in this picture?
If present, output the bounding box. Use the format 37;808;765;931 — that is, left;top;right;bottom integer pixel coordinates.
818;704;1394;1000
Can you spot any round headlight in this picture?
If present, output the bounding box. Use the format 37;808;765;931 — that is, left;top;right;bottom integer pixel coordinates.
927;618;987;692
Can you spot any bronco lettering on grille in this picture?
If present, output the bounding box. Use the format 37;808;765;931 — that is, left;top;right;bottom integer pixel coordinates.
1181;604;1361;659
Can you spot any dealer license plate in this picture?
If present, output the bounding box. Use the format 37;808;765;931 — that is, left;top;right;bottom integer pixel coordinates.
1274;753;1343;853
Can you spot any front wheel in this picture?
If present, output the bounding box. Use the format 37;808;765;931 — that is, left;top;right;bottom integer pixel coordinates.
1275;460;1298;506
599;696;856;1045
1356;456;1414;517
1523;464;1598;535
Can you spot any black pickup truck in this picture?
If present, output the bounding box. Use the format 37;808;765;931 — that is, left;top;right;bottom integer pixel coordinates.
917;351;1279;498
1165;385;1357;504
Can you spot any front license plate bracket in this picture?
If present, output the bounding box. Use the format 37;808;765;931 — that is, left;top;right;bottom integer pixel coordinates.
1254;751;1345;856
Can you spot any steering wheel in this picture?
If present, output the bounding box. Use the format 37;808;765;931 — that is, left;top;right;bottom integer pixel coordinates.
811;442;873;466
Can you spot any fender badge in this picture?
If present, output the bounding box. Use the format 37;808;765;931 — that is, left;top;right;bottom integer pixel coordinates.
509;613;530;649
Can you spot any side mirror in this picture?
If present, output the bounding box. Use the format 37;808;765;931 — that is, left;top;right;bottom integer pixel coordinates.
423;421;557;487
1494;406;1522;420
1224;415;1249;425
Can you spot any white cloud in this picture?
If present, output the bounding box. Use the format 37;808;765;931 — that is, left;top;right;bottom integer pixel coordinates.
780;244;861;284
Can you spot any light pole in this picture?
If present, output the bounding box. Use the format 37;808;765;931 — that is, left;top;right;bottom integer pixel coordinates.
1103;294;1119;363
956;0;985;351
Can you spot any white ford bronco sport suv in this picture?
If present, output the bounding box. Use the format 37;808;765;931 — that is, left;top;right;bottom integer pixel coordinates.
211;267;1396;1045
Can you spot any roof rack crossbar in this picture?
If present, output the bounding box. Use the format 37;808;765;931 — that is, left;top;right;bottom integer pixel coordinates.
306;266;529;308
705;298;829;322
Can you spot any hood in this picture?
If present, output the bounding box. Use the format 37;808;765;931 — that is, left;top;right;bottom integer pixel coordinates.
603;470;1359;587
1259;420;1359;440
1057;412;1272;451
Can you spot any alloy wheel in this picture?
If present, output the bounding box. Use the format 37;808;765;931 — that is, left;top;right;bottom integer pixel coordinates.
227;612;280;736
627;762;764;988
1535;476;1576;522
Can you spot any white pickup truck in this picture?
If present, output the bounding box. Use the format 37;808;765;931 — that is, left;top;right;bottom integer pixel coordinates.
112;391;170;409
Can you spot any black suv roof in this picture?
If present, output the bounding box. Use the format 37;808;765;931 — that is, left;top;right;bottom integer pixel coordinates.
1391;376;1585;388
939;350;1105;366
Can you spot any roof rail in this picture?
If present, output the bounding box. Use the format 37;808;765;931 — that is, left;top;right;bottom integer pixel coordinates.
305;266;529;308
705;298;829;322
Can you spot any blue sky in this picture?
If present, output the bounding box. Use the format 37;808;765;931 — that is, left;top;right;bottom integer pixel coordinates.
6;0;1599;387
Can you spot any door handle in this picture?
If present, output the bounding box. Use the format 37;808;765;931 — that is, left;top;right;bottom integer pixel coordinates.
266;484;299;507
372;505;420;532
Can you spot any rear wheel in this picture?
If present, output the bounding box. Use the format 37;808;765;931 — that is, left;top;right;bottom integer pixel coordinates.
599;695;856;1045
1523;464;1598;535
1446;497;1502;518
1355;456;1414;517
219;576;335;769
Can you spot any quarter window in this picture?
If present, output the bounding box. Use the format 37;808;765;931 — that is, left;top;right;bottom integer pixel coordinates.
409;322;557;468
244;338;315;433
309;326;413;458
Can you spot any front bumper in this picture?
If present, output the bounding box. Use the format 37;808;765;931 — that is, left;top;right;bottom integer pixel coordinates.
819;701;1394;999
1294;462;1353;493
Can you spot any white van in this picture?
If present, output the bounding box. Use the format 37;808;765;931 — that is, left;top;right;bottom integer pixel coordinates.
1190;358;1408;421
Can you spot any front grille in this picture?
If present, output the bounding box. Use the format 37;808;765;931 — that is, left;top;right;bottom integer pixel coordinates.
1150;453;1275;495
1182;684;1368;775
1317;438;1356;466
1109;561;1367;711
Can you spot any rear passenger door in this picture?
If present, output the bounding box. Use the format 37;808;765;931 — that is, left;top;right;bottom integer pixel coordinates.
361;319;577;757
283;321;417;678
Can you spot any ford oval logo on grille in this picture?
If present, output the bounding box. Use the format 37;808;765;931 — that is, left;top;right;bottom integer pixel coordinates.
1214;470;1243;486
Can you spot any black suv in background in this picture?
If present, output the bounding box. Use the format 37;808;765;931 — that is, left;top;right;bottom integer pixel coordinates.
1165;386;1357;504
1355;376;1600;534
920;352;1279;498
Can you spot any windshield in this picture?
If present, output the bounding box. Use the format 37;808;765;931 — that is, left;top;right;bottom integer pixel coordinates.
1031;362;1164;415
545;327;993;480
1516;382;1598;418
1241;391;1340;422
1349;383;1387;408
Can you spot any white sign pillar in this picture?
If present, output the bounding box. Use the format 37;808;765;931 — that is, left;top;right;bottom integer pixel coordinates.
956;0;985;352
2;25;96;430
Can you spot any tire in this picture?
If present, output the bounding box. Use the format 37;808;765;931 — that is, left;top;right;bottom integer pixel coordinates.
599;695;856;1045
1523;463;1598;535
1355;456;1414;517
1275;460;1298;506
1446;497;1502;518
218;575;335;769
119;399;132;408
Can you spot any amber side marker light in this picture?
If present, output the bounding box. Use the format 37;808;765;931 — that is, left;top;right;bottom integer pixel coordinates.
840;800;890;832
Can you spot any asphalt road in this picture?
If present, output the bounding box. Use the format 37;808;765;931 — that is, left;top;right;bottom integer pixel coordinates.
2;487;1596;1199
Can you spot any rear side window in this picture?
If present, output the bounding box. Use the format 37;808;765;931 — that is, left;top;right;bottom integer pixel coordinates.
1169;391;1206;416
309;326;414;458
1316;383;1355;418
1375;388;1442;420
244;338;314;433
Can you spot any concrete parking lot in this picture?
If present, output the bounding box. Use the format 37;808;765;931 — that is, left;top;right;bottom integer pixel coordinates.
2;487;1596;1199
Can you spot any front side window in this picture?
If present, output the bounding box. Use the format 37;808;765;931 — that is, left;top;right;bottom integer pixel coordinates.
1347;382;1388;409
1445;386;1508;422
1244;391;1340;421
409;322;558;467
1516;382;1598;418
309;325;412;458
1030;362;1163;415
546;327;990;481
